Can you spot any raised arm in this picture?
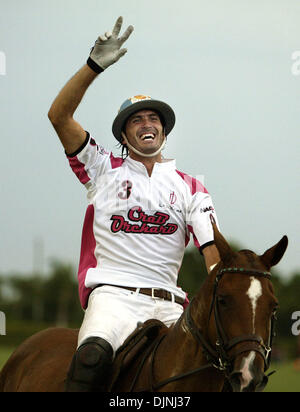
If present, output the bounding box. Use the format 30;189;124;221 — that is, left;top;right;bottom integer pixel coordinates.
48;66;97;154
48;16;134;154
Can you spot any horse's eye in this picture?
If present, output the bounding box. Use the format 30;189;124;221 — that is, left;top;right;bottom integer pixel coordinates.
217;295;227;306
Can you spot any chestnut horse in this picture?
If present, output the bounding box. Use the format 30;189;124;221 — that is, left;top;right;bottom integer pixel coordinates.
0;224;288;392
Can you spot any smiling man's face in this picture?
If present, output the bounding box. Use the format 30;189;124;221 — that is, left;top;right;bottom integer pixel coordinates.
123;109;165;155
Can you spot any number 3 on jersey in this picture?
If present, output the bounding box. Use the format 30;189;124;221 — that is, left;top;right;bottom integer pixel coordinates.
118;180;133;199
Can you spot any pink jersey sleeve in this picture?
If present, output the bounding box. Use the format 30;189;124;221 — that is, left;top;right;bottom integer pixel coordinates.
66;132;123;186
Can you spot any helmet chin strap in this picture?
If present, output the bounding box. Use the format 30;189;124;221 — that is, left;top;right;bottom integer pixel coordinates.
121;132;166;158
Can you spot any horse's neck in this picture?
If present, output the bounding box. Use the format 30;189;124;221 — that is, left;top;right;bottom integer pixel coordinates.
192;274;215;327
162;284;213;364
152;295;223;391
160;315;205;372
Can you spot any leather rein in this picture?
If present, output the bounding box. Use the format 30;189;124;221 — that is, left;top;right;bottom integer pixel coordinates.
142;267;277;391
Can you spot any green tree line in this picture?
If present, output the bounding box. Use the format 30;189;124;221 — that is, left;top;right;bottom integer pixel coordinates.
0;249;299;357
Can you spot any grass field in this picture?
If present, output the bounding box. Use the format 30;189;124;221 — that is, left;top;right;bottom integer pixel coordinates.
0;347;15;370
264;361;300;392
0;346;299;392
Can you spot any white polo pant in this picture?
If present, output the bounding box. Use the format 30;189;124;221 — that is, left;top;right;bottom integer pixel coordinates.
77;285;184;354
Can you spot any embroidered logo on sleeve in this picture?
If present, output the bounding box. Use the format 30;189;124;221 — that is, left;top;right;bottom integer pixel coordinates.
200;206;214;213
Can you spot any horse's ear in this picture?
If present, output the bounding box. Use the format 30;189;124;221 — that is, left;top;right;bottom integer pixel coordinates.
260;235;288;269
210;215;234;262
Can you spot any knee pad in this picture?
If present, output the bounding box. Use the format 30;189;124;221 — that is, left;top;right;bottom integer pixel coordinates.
78;337;113;368
66;337;113;391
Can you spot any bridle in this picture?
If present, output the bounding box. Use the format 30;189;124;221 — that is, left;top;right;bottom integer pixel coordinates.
144;267;277;391
190;268;275;373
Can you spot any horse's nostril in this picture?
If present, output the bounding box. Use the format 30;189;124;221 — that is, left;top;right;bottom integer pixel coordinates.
229;371;243;392
243;380;257;392
229;367;267;392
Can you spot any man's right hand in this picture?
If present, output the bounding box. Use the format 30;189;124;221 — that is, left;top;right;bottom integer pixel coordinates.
49;17;134;155
87;16;134;72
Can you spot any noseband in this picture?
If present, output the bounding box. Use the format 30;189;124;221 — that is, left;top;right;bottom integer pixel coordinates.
185;267;276;380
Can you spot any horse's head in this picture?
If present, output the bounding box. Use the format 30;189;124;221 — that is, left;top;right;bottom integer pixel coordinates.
204;222;288;392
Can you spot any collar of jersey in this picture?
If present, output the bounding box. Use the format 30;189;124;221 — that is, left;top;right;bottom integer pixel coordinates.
125;156;176;174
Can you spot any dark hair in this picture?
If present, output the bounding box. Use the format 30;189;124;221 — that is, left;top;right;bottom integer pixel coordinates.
121;143;129;159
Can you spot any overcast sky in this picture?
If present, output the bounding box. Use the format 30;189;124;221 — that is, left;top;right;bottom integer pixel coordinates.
0;0;299;280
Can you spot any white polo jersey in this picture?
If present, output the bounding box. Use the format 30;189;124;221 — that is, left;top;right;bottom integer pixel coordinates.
67;132;218;309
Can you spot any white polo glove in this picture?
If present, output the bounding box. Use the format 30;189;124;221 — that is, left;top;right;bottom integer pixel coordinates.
87;16;134;72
